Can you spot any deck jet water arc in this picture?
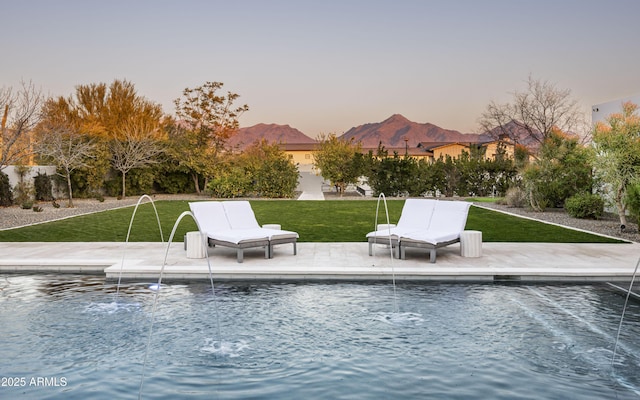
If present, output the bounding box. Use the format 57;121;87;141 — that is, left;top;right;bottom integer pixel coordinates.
372;193;398;314
115;194;164;301
137;210;220;399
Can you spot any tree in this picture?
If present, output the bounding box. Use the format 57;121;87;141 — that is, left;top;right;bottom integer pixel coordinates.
479;75;585;152
0;81;44;170
34;123;97;207
173;81;249;194
313;133;364;195
110;117;165;198
522;128;593;211
365;146;419;197
592;101;640;229
207;140;299;198
38;80;164;198
241;140;299;198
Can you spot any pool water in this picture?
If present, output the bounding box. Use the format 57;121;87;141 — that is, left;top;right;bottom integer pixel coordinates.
1;274;639;399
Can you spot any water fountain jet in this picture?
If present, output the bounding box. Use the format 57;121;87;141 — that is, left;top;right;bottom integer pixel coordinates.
115;194;164;300
138;210;219;399
371;193;398;314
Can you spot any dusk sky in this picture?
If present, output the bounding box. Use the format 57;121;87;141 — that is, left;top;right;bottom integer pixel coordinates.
3;0;640;137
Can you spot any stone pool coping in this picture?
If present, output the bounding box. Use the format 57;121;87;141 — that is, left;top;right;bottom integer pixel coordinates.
0;241;638;283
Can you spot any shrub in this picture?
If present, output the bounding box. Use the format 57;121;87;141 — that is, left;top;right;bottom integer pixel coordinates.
33;205;43;212
504;187;528;208
0;172;12;207
625;182;640;221
14;181;33;207
208;166;252;198
21;200;34;209
253;158;299;198
564;193;604;219
521;129;594;210
155;171;193;194
34;172;54;201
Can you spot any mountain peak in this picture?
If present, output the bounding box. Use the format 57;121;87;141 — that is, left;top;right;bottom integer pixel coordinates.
229;123;316;149
341;115;482;148
384;114;411;123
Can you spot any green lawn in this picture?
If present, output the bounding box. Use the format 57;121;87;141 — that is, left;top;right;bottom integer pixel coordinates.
0;199;626;243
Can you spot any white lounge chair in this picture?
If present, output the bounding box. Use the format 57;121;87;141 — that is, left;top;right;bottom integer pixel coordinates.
222;201;298;259
189;201;298;263
189;201;269;263
366;199;437;257
398;200;472;263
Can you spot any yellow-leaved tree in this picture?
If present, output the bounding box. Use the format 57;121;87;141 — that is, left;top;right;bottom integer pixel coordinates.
592;101;640;230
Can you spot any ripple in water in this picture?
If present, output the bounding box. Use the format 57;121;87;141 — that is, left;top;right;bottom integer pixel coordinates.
84;301;141;314
375;312;424;326
201;338;250;358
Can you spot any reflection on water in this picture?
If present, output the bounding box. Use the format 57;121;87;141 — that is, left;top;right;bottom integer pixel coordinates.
0;274;639;399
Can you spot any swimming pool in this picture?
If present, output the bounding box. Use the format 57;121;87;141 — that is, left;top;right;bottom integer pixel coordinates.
1;274;639;399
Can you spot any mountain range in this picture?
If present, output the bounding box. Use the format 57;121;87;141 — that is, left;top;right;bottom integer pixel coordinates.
232;114;494;150
228;123;317;149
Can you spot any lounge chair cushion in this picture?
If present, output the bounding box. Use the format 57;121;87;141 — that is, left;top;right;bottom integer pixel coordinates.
222;201;261;230
395;198;436;230
427;200;471;233
366;198;437;239
189;201;231;235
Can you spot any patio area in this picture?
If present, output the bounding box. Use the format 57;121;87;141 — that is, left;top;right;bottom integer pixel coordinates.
0;240;638;282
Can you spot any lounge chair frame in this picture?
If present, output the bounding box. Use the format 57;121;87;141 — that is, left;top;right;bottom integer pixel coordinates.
207;237;270;263
399;237;460;263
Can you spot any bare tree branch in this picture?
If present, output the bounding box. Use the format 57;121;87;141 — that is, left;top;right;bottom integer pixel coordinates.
478;75;586;154
0;81;44;169
34;123;97;207
110;118;165;198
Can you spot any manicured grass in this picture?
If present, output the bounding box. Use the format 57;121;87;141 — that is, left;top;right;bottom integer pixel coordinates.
0;199;625;243
465;197;501;203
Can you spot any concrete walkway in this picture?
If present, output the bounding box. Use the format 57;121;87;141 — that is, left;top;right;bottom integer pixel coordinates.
297;172;325;200
1;240;638;283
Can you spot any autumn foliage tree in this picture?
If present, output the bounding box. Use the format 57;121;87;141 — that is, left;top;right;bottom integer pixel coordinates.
38;80;164;198
172;82;249;194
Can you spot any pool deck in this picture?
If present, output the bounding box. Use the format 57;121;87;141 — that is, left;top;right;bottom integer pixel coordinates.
0;240;639;283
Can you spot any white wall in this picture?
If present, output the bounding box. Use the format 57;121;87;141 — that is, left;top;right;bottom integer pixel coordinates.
592;94;640;125
3;165;59;196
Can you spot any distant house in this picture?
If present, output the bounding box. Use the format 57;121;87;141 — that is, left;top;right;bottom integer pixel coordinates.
279;143;320;172
360;146;432;160
279;136;516;172
418;137;515;161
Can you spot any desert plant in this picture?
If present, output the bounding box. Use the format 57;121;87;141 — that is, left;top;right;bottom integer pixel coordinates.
0;171;12;207
504;187;528;208
33;205;44;212
624;182;640;226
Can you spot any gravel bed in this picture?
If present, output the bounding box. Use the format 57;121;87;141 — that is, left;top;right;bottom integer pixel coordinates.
0;194;204;230
476;202;638;243
1;195;637;243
